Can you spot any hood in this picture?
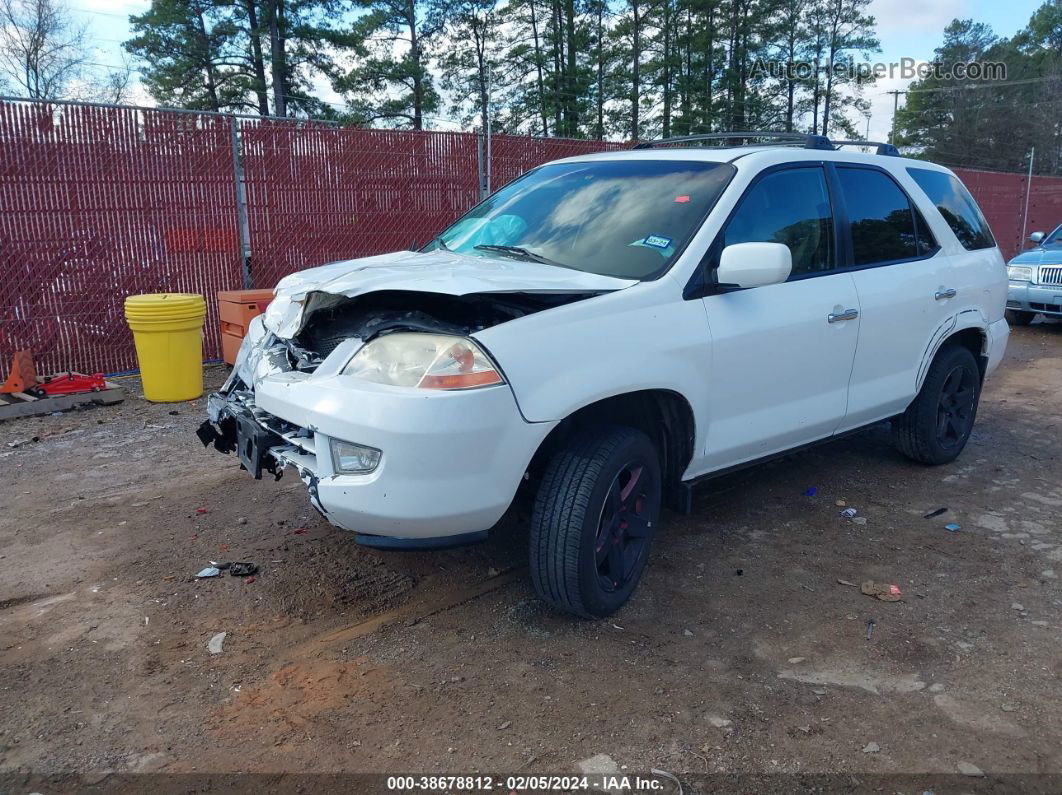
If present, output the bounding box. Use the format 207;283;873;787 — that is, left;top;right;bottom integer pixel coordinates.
1008;248;1062;267
263;249;637;338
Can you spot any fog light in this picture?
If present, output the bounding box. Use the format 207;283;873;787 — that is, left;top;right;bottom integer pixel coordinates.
330;439;382;474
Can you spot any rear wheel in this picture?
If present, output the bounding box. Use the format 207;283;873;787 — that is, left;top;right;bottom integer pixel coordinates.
1005;309;1036;326
893;345;981;465
530;425;661;618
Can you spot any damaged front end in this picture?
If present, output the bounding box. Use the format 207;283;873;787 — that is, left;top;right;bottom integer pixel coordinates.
195;286;608;529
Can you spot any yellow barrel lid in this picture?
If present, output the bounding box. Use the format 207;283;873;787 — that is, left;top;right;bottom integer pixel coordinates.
125;293;206;322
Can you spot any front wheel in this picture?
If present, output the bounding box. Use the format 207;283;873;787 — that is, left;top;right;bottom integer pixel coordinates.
530;425;661;618
1005;309;1036;326
893;344;981;465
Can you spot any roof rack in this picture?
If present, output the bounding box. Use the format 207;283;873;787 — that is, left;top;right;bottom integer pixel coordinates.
831;140;901;157
634;131;834;151
633;131;901;157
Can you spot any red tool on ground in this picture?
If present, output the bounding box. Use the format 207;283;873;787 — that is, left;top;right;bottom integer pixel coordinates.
31;372;108;397
2;350;106;397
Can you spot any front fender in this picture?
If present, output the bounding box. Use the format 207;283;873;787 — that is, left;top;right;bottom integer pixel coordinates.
474;282;709;446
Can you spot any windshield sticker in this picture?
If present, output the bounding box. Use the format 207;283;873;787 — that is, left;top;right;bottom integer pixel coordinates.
674;195;690;203
643;235;672;249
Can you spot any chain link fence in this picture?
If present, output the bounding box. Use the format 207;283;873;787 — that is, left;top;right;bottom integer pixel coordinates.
1;95;1060;378
0;98;626;377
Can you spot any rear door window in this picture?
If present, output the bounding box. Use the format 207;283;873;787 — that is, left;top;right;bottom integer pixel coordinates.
907;168;995;250
836;167;929;266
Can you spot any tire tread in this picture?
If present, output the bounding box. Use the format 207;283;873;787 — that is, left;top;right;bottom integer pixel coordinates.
530;426;645;618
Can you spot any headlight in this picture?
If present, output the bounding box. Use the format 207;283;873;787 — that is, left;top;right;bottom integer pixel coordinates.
343;333;504;389
1007;265;1034;282
330;439;382;474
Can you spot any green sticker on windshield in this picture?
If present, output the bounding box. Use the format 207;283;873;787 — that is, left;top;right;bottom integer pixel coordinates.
643;235;672;249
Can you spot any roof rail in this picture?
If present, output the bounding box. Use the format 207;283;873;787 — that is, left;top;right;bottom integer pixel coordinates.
633;131;835;151
831;140;901;157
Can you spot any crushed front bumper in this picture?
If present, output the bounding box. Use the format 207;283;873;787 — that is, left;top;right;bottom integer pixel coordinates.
1007;282;1062;317
198;368;556;542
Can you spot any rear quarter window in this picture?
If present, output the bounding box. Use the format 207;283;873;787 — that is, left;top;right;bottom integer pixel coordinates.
907;168;995;251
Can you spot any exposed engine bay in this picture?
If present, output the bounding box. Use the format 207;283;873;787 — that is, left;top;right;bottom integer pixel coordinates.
280;289;601;372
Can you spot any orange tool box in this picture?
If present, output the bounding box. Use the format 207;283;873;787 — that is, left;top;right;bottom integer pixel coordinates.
217;289;274;365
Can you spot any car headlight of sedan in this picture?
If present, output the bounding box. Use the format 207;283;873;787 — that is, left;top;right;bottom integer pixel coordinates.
342;333;505;390
1007;265;1034;282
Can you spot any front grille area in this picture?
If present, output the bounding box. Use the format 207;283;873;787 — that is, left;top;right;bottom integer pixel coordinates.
1030;302;1062;313
1040;266;1062;287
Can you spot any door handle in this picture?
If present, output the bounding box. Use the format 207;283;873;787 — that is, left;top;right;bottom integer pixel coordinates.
935;288;957;300
828;308;859;323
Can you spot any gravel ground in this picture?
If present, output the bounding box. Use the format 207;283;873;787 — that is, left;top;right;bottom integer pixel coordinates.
1;322;1061;791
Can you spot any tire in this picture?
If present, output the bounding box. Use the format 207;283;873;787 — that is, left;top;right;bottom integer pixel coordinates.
893;344;981;465
1005;309;1036;326
530;425;661;618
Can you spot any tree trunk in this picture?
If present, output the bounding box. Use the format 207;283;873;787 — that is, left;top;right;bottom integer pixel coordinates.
822;42;836;135
268;0;286;116
475;18;489;129
551;0;563;134
408;0;423;129
785;32;795;131
242;0;269;115
528;0;549;135
679;3;691;135
195;9;222;111
703;4;714;132
563;0;577;134
661;0;671;138
595;3;604;139
631;0;641;141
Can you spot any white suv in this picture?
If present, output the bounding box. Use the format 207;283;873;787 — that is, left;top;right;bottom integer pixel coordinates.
198;133;1009;618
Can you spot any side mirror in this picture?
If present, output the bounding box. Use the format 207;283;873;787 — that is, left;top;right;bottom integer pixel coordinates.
717;242;792;289
1029;231;1045;243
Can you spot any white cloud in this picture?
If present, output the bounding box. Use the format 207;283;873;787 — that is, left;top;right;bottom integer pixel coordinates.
75;0;148;13
869;0;963;36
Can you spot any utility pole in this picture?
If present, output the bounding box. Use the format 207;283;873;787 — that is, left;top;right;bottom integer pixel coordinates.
886;90;906;144
1021;147;1035;246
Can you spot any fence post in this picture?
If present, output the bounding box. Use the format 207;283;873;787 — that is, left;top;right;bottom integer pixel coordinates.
230;116;253;289
476;129;487;201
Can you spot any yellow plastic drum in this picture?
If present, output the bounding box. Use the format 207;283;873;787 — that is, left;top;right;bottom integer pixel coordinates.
124;293;207;402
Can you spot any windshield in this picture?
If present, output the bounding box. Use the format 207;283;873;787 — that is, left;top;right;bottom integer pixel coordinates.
425;159;736;279
1041;224;1062;250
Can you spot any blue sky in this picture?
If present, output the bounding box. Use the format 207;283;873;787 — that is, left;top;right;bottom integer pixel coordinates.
69;0;1048;138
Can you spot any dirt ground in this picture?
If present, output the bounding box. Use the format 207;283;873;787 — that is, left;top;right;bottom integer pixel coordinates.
2;322;1061;790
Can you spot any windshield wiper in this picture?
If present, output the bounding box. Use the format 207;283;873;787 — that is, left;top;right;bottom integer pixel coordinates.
474;244;570;269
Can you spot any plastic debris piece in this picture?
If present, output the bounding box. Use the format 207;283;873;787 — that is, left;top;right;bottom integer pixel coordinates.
244;576;256;584
944;523;961;533
862;742;880;753
924;507;947;519
861;581;902;602
196;567;221;578
840;508;858;519
207;632;226;654
837;579;858;587
650;769;683;795
866;618;876;640
229;562;258;577
851;516;868;525
196;507;209;515
290;527;309;536
804;486;817;497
